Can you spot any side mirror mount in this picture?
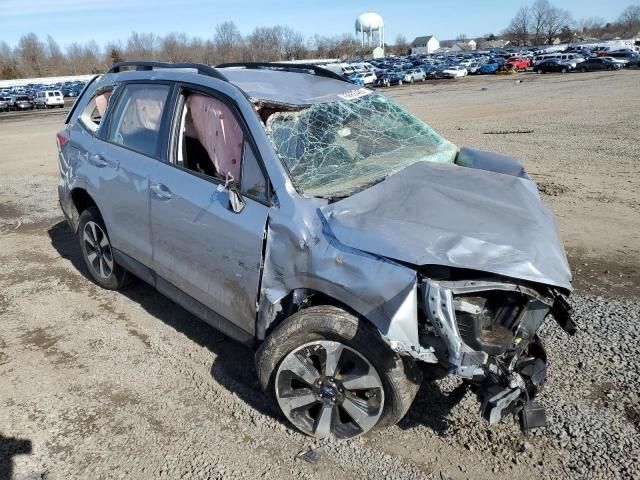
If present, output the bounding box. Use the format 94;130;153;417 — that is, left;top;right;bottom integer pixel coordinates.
227;182;246;214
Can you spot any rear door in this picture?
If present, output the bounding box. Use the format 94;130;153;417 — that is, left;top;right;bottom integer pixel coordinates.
149;86;270;336
90;82;173;266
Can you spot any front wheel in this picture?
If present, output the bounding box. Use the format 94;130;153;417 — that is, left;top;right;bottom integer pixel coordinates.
256;306;421;440
537;69;544;74
561;68;567;73
580;67;587;73
78;206;131;290
608;66;615;71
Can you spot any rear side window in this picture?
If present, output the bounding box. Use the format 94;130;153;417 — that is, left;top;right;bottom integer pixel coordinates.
107;84;170;158
79;87;114;133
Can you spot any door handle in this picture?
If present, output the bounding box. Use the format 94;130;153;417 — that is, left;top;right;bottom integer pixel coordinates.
88;153;119;169
150;182;172;200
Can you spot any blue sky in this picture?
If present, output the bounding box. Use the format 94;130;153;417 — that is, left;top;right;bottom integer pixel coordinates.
0;0;634;48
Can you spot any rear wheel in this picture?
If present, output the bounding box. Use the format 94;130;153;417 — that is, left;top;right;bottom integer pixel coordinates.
256;306;421;440
78;206;130;290
537;69;544;74
561;68;567;73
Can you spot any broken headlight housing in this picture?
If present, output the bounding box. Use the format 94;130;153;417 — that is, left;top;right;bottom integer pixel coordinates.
453;291;525;356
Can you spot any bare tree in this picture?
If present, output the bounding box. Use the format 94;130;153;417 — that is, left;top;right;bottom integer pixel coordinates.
160;33;192;63
455;33;468;42
281;26;307;60
393;34;409;55
504;6;531;46
17;33;47;77
45;35;66;75
126;32;157;60
214;21;243;63
618;5;640;36
544;6;572;43
530;0;550;44
577;17;605;37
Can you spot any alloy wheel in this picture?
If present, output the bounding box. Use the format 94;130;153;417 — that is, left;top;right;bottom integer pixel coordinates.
275;340;384;439
83;221;114;279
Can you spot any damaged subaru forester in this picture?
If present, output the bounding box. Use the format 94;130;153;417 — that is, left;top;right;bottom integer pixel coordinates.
57;61;575;440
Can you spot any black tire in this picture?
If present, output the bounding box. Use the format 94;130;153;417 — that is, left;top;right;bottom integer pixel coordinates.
256;305;422;437
78;206;130;290
537;69;543;74
561;68;567;73
608;66;614;71
580;67;587;73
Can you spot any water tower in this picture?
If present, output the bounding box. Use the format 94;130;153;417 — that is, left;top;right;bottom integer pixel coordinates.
355;12;384;49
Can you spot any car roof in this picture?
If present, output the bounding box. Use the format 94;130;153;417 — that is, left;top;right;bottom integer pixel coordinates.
102;62;368;107
209;68;368;107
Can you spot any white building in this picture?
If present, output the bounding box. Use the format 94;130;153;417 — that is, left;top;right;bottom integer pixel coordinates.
410;36;440;55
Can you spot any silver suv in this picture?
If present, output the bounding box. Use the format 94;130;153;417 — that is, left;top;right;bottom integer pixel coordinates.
57;61;574;440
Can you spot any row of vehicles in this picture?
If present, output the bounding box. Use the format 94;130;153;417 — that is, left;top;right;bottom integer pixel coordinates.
321;44;639;88
0;80;87;113
0;90;65;111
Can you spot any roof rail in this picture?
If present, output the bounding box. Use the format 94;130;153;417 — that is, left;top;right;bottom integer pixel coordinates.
216;62;353;83
107;61;228;82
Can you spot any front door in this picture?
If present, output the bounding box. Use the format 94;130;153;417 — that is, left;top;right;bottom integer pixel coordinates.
150;89;270;336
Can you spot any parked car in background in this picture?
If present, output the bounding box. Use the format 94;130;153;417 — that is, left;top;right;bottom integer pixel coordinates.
600;56;629;67
402;69;426;83
578;58;623;72
467;62;481;74
479;62;500;74
506;56;530;71
374;72;404;87
605;50;640;67
9;95;35;111
35;90;65;108
441;65;468;78
0;97;9;112
535;59;571;74
350;72;376;86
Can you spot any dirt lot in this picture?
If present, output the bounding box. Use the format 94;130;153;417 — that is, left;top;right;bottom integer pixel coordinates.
1;71;639;480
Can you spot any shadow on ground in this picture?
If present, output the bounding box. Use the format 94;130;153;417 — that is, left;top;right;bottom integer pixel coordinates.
399;381;469;435
48;220;464;434
47;221;281;423
0;434;32;480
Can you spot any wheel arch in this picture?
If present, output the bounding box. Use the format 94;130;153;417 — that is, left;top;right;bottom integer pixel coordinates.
68;187;97;232
257;286;371;342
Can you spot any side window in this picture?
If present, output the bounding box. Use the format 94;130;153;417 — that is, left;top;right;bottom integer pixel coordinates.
176;92;268;202
107;84;170;158
79;87;114;133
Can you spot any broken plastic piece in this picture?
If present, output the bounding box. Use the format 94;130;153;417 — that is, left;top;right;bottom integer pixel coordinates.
519;401;547;433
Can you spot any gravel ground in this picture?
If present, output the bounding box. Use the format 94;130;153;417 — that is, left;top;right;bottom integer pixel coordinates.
1;71;639;480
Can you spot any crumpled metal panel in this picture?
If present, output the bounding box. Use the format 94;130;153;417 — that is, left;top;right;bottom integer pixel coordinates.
259;199;423;350
320;161;572;291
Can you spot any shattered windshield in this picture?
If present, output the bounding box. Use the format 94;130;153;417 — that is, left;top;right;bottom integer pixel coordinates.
265;93;458;198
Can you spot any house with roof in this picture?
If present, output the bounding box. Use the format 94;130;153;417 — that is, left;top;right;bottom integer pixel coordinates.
410;36;440;54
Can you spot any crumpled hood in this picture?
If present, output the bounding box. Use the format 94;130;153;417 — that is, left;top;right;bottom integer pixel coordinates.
320;161;572;290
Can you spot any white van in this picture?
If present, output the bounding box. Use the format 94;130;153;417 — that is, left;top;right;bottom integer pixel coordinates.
35;90;65;108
